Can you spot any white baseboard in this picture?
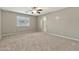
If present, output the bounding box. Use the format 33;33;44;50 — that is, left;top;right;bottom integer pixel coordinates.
2;31;27;37
2;32;79;41
2;32;16;37
2;31;35;37
47;32;79;41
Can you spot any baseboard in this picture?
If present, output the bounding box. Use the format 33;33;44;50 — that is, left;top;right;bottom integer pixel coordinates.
2;31;27;37
2;32;17;37
2;31;36;37
47;32;79;41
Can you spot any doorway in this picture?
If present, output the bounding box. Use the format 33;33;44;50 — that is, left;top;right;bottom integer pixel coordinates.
41;16;47;32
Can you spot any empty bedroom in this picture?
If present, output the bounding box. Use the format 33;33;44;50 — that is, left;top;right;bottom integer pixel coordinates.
0;7;79;51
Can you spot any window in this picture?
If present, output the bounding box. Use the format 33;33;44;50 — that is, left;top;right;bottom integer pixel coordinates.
17;16;30;27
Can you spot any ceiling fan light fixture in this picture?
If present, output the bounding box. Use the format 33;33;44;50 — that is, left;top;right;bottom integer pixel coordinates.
32;10;37;14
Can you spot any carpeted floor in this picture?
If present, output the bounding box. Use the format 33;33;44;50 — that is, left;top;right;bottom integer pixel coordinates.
0;32;79;51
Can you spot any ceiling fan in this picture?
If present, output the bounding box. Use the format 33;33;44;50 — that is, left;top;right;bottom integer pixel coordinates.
26;7;43;14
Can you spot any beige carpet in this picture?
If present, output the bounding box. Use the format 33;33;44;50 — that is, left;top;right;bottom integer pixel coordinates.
0;32;79;51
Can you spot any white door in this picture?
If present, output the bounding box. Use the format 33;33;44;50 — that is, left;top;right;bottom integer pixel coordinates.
41;16;47;32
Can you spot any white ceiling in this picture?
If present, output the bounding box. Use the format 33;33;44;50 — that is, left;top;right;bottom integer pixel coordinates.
0;7;66;16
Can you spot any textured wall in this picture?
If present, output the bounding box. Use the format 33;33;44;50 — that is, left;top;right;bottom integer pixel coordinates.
38;8;79;39
0;10;1;39
2;10;37;35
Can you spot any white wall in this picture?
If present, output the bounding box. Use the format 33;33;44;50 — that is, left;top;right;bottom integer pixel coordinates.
0;10;1;39
38;7;79;39
2;10;37;36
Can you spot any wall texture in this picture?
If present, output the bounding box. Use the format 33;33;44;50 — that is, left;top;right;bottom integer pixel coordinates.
38;7;79;39
2;8;79;39
2;10;37;36
0;10;1;39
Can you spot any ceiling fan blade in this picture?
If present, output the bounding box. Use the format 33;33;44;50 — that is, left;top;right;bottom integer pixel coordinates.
37;9;43;11
32;11;34;14
37;11;40;14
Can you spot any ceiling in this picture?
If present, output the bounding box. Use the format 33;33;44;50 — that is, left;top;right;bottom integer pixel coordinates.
0;7;66;16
